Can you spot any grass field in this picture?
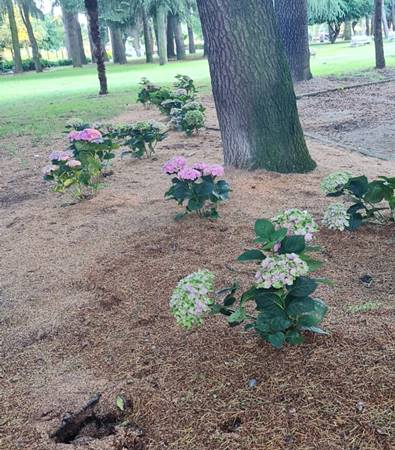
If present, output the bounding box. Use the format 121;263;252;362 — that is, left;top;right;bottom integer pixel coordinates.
1;41;395;146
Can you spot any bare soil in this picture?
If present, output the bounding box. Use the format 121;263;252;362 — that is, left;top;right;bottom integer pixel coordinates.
0;79;394;450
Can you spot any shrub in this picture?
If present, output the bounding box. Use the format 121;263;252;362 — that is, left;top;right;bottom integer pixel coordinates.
163;156;231;219
182;110;205;135
136;77;161;105
169;101;206;135
109;121;167;159
174;74;197;96
43;127;117;199
169;211;329;349
321;172;395;230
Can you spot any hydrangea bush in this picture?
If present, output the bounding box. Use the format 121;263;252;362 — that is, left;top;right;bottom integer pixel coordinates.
174;74;197;96
321;172;395;230
272;209;318;241
170;212;329;349
136;77;161;106
43;127;117;199
163;156;231;219
108;121;167;159
169;101;206;135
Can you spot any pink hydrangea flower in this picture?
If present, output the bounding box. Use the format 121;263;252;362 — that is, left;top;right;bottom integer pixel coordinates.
49;151;72;161
68;130;80;142
204;164;225;177
66;159;82;168
69;128;102;143
192;162;209;172
42;164;59;176
178;167;201;181
162;156;187;174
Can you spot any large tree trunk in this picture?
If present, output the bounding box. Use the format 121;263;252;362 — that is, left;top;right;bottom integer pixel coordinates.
84;0;108;95
109;23;126;64
274;0;311;82
375;0;386;69
19;3;42;72
87;16;97;63
5;0;23;73
196;0;315;173
156;4;168;65
344;20;352;41
142;10;154;63
187;24;196;53
328;21;341;43
167;13;176;59
61;6;83;67
174;15;186;60
129;25;142;57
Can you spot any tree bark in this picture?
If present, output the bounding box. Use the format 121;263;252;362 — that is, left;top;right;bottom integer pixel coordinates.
196;0;315;173
344;20;352;41
156;4;168;65
5;0;23;73
142;10;154;63
274;0;311;82
87;16;97;63
167;13;176;59
392;0;395;31
19;2;42;72
129;24;142;57
375;0;386;69
174;15;186;60
365;15;370;35
109;23;126;64
328;21;341;43
84;0;108;95
187;24;196;53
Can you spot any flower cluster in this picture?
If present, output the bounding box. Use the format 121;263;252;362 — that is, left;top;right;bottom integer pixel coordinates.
272;208;318;241
255;253;309;289
320;171;352;195
163;157;230;219
69;128;103;143
169;270;215;329
322;203;350;231
65;117;87;130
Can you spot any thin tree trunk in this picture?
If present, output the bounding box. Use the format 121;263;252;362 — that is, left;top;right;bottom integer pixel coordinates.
87;16;97;63
187;24;196;53
196;0;315;173
5;0;23;73
156;4;168;65
382;2;389;38
167;13;176;59
365;15;370;35
61;6;83;67
274;0;311;82
142;10;154;63
392;0;395;31
109;23;126;64
84;0;108;94
19;3;42;72
375;0;386;69
174;15;186;60
344;20;352;41
129;25;142;57
75;14;87;64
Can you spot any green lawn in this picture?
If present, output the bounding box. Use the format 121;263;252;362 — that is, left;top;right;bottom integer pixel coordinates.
1;41;395;148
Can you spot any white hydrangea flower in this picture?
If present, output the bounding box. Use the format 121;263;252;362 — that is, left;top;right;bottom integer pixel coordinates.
322;203;350;231
272;209;318;241
320;171;352;195
170;270;215;329
174;88;188;97
255;254;309;289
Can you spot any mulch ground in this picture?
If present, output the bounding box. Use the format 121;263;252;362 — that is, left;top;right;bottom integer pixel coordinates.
0;76;394;450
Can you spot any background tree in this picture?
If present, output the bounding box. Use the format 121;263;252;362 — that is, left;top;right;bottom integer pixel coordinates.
374;0;385;68
4;0;23;72
84;0;107;93
18;0;43;72
60;0;86;66
275;0;312;82
196;0;316;173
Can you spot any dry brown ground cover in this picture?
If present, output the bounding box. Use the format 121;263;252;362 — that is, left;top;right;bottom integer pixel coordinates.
0;83;394;450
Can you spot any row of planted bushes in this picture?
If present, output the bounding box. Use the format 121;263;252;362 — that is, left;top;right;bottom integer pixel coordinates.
0;58;79;73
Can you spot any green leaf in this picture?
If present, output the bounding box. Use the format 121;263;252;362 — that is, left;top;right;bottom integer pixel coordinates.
116;395;126;411
287;297;328;327
270;228;288;242
228;307;246;324
254;292;283;311
364;181;385;203
287;277;317;297
302;326;329;335
347;212;363;231
299;254;323;272
237;249;265;262
195;180;214;197
254;219;275;239
187;197;203;211
286;329;304;345
279;235;305;254
346;176;369;198
224;295;237;307
266;332;286;349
